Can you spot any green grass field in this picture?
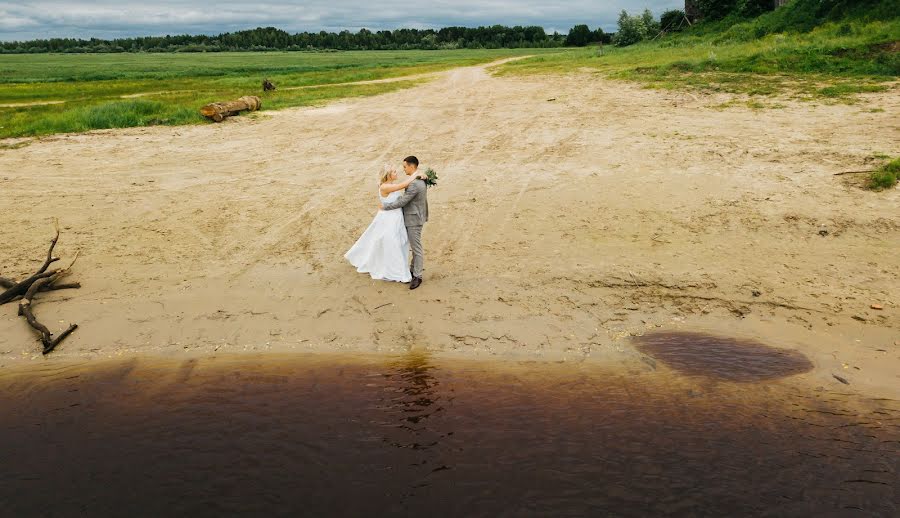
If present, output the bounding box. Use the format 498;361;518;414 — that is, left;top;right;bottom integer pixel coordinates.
3;8;898;140
498;18;899;102
0;49;558;139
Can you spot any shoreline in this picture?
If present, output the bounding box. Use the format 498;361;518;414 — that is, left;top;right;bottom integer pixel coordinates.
2;313;897;401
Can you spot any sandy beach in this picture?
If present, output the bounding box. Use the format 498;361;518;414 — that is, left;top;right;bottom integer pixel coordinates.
1;59;897;397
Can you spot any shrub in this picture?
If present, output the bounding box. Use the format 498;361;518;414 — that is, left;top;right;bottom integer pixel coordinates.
594;28;613;44
615;10;651;46
660;10;688;33
735;0;774;18
693;0;738;21
751;0;898;34
867;157;899;191
641;9;661;35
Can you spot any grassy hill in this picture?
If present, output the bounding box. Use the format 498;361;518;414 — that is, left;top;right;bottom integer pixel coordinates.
501;0;899;100
717;0;899;34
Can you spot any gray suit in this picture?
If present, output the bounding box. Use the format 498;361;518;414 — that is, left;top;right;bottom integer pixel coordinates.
382;177;428;278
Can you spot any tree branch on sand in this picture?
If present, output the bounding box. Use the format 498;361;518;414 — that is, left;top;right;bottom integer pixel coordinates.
1;219;81;354
833;169;875;176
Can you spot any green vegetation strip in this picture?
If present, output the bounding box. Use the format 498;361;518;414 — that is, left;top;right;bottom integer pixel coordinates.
0;49;555;138
499;18;899;101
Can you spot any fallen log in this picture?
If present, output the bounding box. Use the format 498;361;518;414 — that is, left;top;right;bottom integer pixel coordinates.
1;219;81;354
199;95;262;122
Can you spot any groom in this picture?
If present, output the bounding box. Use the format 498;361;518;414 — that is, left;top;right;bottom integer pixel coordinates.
380;156;428;290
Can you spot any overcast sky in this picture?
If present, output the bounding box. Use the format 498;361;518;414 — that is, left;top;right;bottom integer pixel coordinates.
0;1;684;41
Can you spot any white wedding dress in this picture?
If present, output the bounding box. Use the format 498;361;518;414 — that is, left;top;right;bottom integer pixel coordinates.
344;190;412;283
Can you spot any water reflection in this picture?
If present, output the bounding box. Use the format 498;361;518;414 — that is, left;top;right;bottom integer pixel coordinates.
374;351;453;501
0;353;896;517
383;350;443;431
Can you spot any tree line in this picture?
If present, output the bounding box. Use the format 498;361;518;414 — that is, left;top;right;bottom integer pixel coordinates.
3;1;866;54
1;26;572;53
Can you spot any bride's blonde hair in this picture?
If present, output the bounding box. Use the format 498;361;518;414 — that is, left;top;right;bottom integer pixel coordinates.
379;164;395;185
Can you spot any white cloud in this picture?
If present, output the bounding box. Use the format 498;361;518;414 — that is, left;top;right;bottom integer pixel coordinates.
0;1;684;41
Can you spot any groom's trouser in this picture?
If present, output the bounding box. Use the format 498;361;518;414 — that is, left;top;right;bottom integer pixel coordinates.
407;225;424;278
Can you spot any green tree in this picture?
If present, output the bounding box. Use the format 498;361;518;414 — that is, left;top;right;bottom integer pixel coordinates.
593;27;612;44
613;10;649;46
660;9;687;32
641;9;661;36
736;0;775;17
565;24;592;46
694;0;736;20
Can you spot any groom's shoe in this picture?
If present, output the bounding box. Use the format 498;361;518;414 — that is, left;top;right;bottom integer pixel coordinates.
410;276;422;290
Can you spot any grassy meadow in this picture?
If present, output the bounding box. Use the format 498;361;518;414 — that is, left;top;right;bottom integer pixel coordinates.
0;49;557;138
1;6;897;146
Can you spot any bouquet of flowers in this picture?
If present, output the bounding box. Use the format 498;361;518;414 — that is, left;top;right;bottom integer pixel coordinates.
422;167;438;187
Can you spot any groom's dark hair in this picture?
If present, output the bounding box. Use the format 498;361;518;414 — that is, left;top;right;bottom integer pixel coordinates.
403;156;419;167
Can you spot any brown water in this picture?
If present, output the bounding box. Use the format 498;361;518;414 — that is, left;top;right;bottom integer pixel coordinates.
633;331;815;382
1;352;897;516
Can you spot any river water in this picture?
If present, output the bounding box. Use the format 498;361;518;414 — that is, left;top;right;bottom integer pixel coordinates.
1;346;897;516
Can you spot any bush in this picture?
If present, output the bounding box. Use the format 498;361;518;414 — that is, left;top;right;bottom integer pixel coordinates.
693;0;778;20
615;10;651;46
751;0;898;34
660;10;688;32
735;0;774;17
594;28;613;44
868;157;900;191
641;9;661;35
693;0;738;21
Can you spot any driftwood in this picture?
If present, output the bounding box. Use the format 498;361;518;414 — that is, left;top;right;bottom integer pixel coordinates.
199;95;262;122
833;170;876;176
0;224;60;305
18;278;78;355
1;220;81;354
262;79;276;91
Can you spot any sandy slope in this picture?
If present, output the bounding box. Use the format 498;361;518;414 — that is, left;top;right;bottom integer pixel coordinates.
1;59;898;396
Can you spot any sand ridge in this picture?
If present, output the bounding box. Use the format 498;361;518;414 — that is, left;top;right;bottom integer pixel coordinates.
1;59;897;397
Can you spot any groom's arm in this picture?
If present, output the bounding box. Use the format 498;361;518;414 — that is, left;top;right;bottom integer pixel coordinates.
381;181;421;211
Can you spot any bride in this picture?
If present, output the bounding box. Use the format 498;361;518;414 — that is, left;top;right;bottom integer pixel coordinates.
344;164;424;282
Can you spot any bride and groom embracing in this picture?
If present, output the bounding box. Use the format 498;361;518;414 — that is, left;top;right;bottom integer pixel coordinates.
344;156;429;290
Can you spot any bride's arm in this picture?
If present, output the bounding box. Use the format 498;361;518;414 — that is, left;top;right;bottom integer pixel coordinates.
379;173;424;196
